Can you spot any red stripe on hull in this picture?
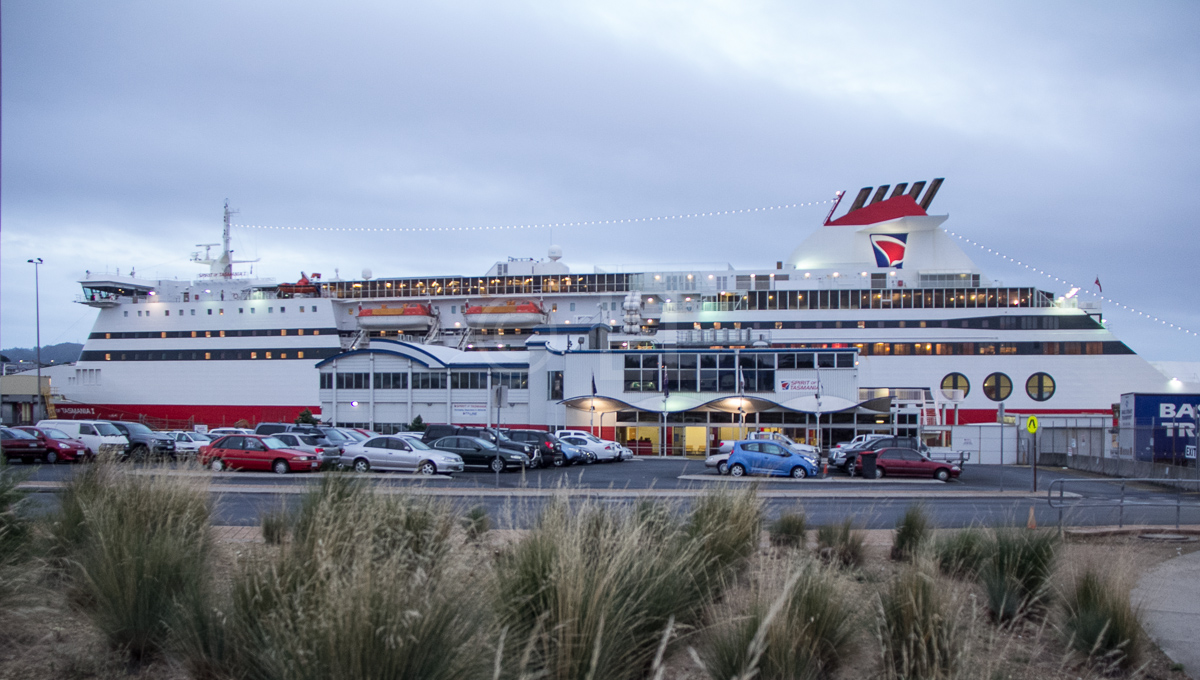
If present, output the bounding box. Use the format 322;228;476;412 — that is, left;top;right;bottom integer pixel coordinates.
50;403;322;428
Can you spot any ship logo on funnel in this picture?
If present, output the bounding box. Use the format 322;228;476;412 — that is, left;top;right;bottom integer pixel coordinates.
870;233;908;269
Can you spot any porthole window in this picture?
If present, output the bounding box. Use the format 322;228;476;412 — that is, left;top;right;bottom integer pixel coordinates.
1026;372;1055;401
983;372;1012;401
940;373;970;400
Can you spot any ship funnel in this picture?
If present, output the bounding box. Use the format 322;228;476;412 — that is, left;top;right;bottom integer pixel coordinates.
847;187;872;213
869;185;891;205
919;178;944;210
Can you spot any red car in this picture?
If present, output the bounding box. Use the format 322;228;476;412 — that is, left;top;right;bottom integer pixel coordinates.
867;447;961;481
0;427;49;463
14;426;90;463
199;434;320;474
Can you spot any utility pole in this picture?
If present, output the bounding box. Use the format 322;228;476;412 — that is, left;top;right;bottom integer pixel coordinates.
27;258;44;421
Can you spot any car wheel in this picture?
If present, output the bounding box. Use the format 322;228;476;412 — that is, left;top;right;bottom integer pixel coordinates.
874;467;884;479
210;459;226;472
418;461;437;475
131;444;149;462
354;458;370;473
273;459;290;475
552;454;566;467
44;450;59;465
729;463;746;477
490;457;505;473
717;461;729;475
791;466;807;479
847;462;856;477
585;452;596;465
935;468;950;482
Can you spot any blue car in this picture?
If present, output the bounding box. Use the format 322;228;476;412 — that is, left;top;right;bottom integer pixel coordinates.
555;441;590;466
727;440;819;479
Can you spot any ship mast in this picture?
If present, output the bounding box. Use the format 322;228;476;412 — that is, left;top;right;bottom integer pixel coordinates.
222;199;237;278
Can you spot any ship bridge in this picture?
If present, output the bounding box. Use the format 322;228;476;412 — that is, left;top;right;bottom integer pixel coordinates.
76;275;157;308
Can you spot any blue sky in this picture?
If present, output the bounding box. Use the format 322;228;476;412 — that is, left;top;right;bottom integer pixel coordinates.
3;0;1199;359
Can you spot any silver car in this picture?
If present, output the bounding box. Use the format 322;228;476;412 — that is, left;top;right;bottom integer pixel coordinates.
340;435;464;475
168;431;213;455
271;432;340;466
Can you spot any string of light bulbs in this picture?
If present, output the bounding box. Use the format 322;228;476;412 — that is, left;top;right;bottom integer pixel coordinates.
232;198;833;234
944;228;1199;338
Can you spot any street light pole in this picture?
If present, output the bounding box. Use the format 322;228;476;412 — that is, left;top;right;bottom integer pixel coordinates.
27;258;44;422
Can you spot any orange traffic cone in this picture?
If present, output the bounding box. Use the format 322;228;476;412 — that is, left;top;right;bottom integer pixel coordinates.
1027;505;1037;530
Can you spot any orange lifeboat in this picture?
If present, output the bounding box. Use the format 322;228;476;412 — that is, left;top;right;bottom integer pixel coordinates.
278;272;320;298
462;300;546;328
357;303;434;330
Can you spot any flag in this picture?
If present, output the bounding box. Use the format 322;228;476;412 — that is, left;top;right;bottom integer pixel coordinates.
591;373;597;397
1094;277;1102;293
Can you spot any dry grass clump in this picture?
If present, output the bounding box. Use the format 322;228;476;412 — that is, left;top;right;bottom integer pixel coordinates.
816;518;865;569
494;491;760;680
259;503;291;545
981;528;1058;623
933;527;993;579
699;558;856;680
0;456;32;608
175;472;479;680
768;511;808;549
875;560;966;680
462;504;490;541
891;504;931;562
47;461;212;665
1060;567;1143;672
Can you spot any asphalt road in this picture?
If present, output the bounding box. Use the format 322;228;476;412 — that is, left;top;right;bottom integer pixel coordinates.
12;457;1200;530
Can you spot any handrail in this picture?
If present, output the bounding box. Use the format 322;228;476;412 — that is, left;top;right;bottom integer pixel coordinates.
1046;477;1200;532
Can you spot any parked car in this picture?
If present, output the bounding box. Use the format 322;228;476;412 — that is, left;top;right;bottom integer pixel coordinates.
340;435;464;475
705;450;732;475
421;426;539;466
270;432;339;467
503;428;563;464
106;421;177;461
557;434;621;462
252;423;356;452
332;428;369;442
429;436;529;472
837;436;929;474
555;440;590;466
0;427;49;463
208;427;255;437
167;431;213;455
556;430;627;461
13;426;89;463
726;440;819;479
199;434;320;474
857;447;961;481
36;419;129;457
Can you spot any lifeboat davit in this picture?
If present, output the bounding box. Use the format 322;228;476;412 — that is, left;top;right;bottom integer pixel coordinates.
357;304;434;330
462;300;546;328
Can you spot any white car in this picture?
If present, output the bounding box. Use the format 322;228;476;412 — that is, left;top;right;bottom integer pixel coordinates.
209;427;255;437
557;434;621;462
556;430;629;461
168;431;213;455
340;434;464;475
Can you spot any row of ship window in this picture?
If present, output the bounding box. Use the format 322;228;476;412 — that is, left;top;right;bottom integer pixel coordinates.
318;371;531;390
79;348;340;362
90;328;334;339
940;372;1056;402
126;305;320;318
741;288;1052;311
768;341;1128;356
665;314;1094;331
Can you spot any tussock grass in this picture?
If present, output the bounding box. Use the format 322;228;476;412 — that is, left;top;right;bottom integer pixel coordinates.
50;461;212;664
875;560;965;680
1060;567;1143;671
816;519;865;569
176;471;480;680
768;511;808;549
494;491;759;680
463;504;491;541
700;558;856;680
260;503;291;545
933;527;993;579
982;528;1058;623
891;504;931;562
0;456;32;608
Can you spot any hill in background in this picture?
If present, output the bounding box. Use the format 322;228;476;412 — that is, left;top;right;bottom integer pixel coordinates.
1;342;84;366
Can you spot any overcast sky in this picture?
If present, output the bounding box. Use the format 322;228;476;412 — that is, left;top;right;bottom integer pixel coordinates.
3;0;1199;361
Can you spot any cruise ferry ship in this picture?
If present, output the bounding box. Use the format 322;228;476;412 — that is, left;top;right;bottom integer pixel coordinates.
41;181;1179;432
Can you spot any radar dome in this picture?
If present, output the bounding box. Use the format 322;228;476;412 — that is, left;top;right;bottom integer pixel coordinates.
362;268;373;280
548;245;563;261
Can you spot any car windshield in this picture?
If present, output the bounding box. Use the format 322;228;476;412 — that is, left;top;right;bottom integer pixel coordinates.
42;428;71;439
95;423;123;436
8;429;37;440
297;435;319;445
322;430;351;443
261;437;287;449
191;433;213;441
339;429;368;441
120;422;154;435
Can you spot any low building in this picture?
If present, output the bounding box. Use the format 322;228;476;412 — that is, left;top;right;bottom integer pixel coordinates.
0;373;51;425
